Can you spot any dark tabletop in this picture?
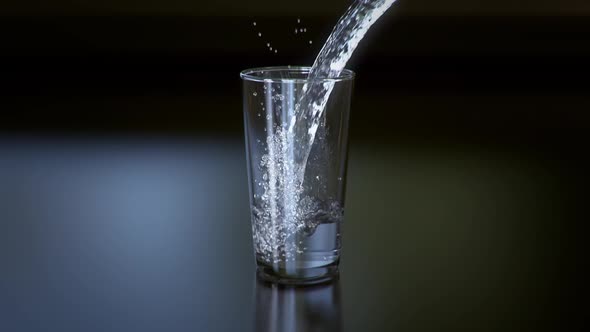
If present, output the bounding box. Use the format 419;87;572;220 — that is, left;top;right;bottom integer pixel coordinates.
0;136;579;332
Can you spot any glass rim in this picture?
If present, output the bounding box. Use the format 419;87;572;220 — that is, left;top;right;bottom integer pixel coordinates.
240;66;355;83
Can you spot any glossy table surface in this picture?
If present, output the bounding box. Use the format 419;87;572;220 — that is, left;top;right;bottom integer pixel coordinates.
0;137;574;331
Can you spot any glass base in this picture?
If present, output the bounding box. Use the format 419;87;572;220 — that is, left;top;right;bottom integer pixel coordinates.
256;261;340;286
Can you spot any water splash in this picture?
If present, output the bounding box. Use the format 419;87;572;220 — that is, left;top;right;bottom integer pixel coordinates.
253;0;396;263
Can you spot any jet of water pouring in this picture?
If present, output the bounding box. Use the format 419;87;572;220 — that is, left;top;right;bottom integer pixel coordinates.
252;0;398;264
289;0;397;168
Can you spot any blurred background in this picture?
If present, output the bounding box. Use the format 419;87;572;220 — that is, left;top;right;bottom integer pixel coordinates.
0;1;587;331
0;0;588;140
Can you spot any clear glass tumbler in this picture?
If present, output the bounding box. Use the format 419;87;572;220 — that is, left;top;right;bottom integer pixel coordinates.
241;66;354;284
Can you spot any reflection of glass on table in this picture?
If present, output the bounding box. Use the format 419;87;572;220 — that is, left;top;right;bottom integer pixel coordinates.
255;279;342;332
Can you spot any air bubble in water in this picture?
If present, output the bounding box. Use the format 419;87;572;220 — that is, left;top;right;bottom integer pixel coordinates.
304;28;307;32
253;22;257;26
294;29;298;34
309;40;313;44
297;18;301;24
266;43;270;47
253;92;257;96
258;32;262;37
300;28;304;32
274;49;277;53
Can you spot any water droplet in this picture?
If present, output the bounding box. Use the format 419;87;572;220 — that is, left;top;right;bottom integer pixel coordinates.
258;32;262;37
252;92;257;96
309;40;313;44
253;22;257;26
315;175;320;180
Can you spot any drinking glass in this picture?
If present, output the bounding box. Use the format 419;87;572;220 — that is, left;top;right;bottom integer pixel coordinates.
241;66;354;284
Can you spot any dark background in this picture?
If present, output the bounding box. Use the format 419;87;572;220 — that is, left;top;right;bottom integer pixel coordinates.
0;1;587;331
